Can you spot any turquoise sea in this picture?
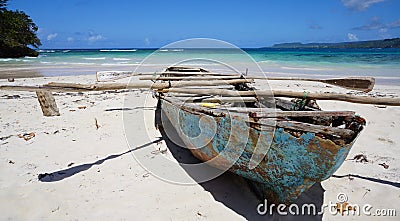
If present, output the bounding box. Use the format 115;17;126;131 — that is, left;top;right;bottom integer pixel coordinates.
1;48;400;85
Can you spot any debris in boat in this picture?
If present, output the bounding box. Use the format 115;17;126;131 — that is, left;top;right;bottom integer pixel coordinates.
335;202;356;215
8;160;15;164
69;109;76;112
78;106;87;109
378;163;389;169
95;118;100;129
201;102;218;108
7;78;14;82
374;105;387;108
348;174;354;180
67;162;74;167
351;154;368;163
53;130;60;134
17;132;35;141
142;173;150;178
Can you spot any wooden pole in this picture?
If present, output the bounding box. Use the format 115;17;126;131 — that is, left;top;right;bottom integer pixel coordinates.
36;91;60;117
0;79;252;93
96;70;240;81
159;88;400;106
2;83;398;106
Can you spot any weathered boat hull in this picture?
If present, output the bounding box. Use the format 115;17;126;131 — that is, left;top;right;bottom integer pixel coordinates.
160;98;358;204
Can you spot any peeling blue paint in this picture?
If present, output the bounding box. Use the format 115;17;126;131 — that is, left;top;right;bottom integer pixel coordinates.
161;99;358;204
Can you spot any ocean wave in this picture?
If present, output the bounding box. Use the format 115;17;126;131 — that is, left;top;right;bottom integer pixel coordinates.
100;63;139;66
0;58;14;62
159;49;184;52
62;62;96;65
280;66;332;71
62;50;71;53
83;57;106;60
100;49;137;52
113;58;131;61
38;50;56;53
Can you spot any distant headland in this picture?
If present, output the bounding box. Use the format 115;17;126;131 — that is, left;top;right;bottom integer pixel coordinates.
270;38;400;49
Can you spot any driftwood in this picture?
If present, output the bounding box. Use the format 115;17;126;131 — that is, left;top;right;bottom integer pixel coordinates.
0;79;252;92
36;91;60;117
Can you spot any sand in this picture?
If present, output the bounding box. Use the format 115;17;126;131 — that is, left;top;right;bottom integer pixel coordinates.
0;74;399;220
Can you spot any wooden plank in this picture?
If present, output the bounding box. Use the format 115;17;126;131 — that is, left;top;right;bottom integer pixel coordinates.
227;109;355;118
253;119;354;138
181;97;257;103
36;91;60;117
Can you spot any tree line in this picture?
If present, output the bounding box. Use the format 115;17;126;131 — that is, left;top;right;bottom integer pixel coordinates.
0;0;41;58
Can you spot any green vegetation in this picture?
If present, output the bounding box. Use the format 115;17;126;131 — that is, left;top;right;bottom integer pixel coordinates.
271;38;400;49
0;0;41;58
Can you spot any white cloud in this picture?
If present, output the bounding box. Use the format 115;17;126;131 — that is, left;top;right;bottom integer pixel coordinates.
47;33;58;41
145;37;150;46
379;28;390;38
388;19;400;29
88;35;105;42
341;0;385;11
67;37;74;42
353;17;400;31
348;33;359;41
88;31;105;42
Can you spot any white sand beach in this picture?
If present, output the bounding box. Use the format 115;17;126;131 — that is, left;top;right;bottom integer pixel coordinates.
0;74;399;221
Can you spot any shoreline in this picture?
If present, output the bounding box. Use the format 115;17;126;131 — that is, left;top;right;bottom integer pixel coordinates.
1;71;400;86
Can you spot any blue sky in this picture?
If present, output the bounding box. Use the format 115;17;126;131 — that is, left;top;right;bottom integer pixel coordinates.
8;0;400;48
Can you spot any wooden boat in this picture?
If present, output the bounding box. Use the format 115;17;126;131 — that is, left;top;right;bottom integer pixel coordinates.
153;66;366;204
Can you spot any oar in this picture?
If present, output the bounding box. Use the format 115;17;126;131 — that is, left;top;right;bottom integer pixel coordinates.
140;76;376;92
261;77;375;92
97;70;375;92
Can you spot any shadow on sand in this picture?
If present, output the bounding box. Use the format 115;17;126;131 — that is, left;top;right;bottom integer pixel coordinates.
38;137;162;182
38;101;326;220
333;174;400;188
155;103;325;221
